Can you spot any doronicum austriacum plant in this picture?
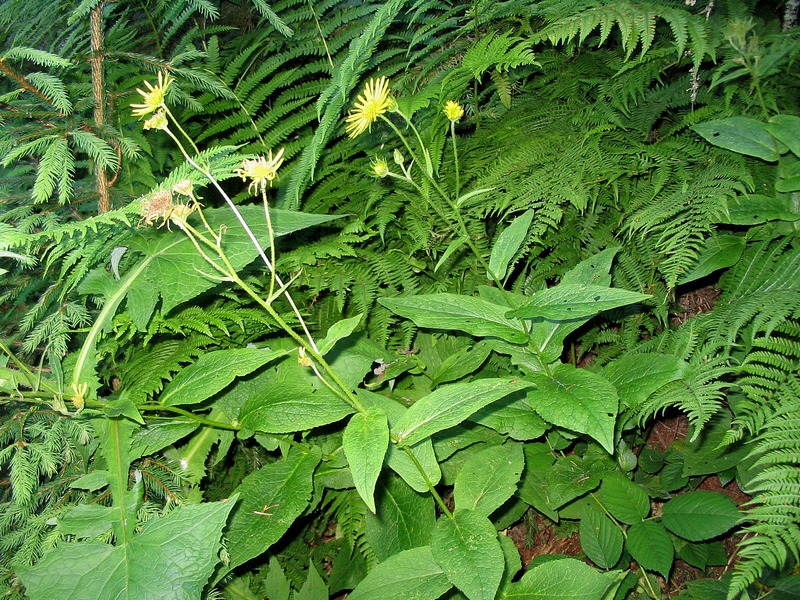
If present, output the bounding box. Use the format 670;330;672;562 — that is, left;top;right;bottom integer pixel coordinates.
1;1;800;599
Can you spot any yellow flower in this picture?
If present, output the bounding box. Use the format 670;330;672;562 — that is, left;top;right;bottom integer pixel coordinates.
371;157;390;178
235;148;286;195
345;76;393;138
443;100;464;122
131;71;173;118
143;108;168;131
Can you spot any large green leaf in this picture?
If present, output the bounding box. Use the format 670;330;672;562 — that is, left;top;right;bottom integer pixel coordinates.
160;348;289;407
661;491;741;541
579;509;623;569
766;114;800;157
125;206;340;328
676;235;746;286
394;379;532;446
453;442;524;517
347;546;452;600
692;117;780;161
365;474;436;561
598;472;650;524
502;558;614;599
225;448;321;570
469;394;547;441
626;521;673;577
379;294;529;344
527;364;618;453
506;284;649;321
603;353;687;412
489;209;534;281
19;499;236;600
432;510;504;600
344;408;389;512
724;194;800;225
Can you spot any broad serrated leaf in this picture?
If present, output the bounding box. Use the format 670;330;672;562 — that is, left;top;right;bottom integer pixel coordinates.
347;546;452;600
454;443;524;516
432;511;504;600
19;499;236;600
394;379;531;446
502;557;614;599
506;284;650;321
226;448;321;570
692;117;779;161
598;472;650;524
489;210;534;281
160;348;289;407
603;353;688;411
626;521;674;578
527;364;618;453
580;509;623;569
379;294;529;344
365;474;436;561
661;491;741;541
344;409;389;512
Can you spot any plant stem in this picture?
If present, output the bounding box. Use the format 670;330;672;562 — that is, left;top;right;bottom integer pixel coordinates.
401;445;453;520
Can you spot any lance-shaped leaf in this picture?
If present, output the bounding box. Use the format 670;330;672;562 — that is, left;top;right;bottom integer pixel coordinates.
19;498;236;600
160;348;290;407
379;294;528;344
693;117;779;161
225;448;321;570
317;313;364;355
393;379;532;446
432;510;504;600
503;557;614;599
344;408;389;512
489;209;533;281
506;284;650;321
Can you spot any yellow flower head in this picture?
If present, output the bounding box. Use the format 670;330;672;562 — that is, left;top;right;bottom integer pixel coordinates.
131;71;173;118
235;148;286;195
345;76;393;138
370;157;390;178
443;100;464;122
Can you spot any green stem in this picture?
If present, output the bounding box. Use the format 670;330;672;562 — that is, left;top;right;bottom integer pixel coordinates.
450;120;461;200
137;404;239;430
401;445;453;520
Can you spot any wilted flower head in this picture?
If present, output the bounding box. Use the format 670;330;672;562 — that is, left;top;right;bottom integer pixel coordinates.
345;76;393;138
235;148;286;196
131;71;173;118
443;100;464;122
172;179;194;197
371;157;390;178
143;109;168;131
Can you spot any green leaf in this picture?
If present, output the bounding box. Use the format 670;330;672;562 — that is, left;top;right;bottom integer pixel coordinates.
347;546;452;600
394;379;532;446
125;206;340;329
692;117;780;161
489;210;534;280
432;510;504;600
365;474;436;561
603;353;687;412
469;394;547;441
766;114;800;158
626;521;674;578
318;313;364;355
344;409;389;512
502;558;614;599
159;348;289;407
661;491;741;541
294;562;328;600
527;364;618;453
239;379;354;435
724;194;800;225
435;236;468;272
454;443;524;517
58;505;115;539
598;472;650;524
580;509;623;569
506;284;650;321
225;448;321;570
379;294;529;344
432;341;492;387
677;235;747;285
19;498;236;600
